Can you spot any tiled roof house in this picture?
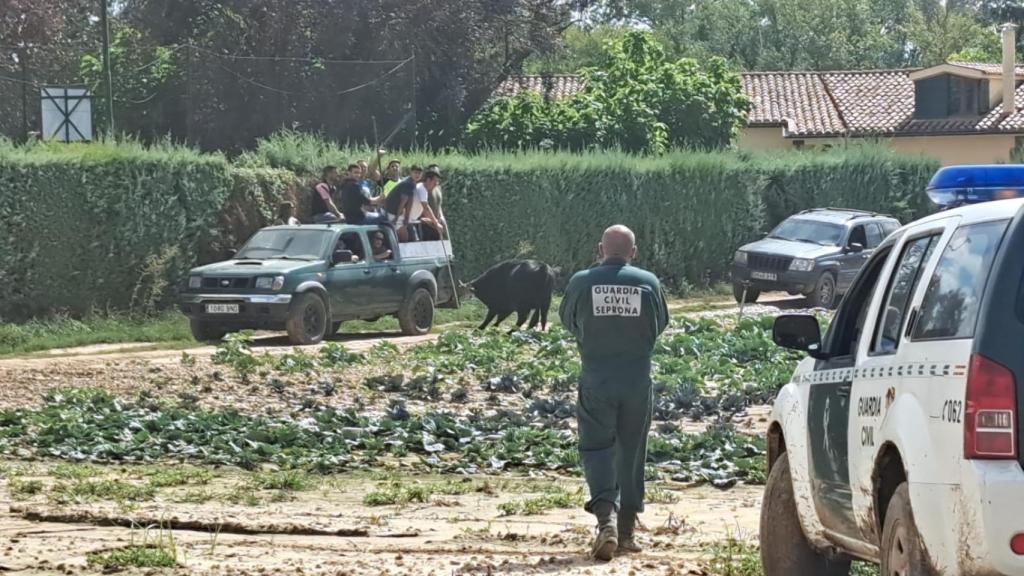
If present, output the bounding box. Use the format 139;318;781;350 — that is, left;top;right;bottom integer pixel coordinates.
495;26;1024;165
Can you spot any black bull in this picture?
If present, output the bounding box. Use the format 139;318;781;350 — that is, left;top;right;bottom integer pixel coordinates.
462;260;557;332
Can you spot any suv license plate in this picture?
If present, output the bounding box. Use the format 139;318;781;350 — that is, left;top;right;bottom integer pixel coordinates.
751;271;777;281
206;304;239;314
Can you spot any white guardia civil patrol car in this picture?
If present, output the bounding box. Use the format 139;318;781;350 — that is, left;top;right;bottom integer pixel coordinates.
761;165;1024;576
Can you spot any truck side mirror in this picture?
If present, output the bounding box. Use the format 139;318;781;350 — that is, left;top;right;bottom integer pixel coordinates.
332;249;354;265
226;248;238;259
773;314;827;359
846;242;864;254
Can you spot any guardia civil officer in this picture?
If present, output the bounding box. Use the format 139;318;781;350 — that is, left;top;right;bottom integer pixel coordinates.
559;225;669;561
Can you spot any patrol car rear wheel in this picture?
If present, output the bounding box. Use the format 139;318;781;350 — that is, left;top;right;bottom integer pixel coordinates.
286;293;327;345
761;455;850;576
732;283;761;304
398;288;434;335
881;483;932;576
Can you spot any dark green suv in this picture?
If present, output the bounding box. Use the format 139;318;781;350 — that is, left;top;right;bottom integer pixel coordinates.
732;208;900;308
179;223;457;344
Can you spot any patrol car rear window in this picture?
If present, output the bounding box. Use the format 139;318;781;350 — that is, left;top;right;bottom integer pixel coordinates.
912;220;1010;341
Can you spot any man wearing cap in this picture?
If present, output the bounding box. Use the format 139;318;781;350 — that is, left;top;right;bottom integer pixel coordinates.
559;225;669;561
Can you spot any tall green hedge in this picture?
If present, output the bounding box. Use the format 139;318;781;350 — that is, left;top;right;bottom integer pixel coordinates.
245;134;938;289
203;167;299;264
0;141;296;321
0;136;938;320
432;151;767;289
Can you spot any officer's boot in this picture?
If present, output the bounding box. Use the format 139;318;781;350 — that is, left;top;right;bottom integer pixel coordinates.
590;501;618;561
616;510;642;554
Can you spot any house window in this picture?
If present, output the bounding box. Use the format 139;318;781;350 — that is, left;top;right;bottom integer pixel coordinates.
949;77;980;116
914;74;988;119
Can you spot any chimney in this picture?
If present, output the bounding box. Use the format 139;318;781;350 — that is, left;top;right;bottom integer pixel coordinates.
1003;23;1018;116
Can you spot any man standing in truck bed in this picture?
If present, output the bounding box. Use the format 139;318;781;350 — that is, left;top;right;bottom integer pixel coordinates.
559;224;669;561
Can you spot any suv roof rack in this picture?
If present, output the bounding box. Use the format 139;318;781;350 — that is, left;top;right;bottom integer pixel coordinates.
798;207;883;219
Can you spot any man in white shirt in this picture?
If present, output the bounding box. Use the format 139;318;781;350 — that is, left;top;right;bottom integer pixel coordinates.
390;169;442;242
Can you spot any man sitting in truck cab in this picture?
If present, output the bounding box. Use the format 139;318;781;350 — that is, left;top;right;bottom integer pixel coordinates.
371;230;393;261
335;233;364;263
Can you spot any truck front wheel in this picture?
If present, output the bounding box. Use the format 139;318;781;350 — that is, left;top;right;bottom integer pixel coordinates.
190;319;227;343
881;483;933;576
398;288;434;335
761;455;850;576
286;293;327;345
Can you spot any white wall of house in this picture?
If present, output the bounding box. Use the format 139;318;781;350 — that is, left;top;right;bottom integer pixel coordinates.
738;127;1019;165
889;134;1018;165
737;126;794;150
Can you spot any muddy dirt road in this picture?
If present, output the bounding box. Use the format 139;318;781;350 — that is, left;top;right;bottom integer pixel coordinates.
0;296;812;575
1;468;762;575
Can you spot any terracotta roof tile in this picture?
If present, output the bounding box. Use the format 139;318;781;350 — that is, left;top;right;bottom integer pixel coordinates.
493;75;585;100
898;118;990;134
497;66;1024;137
947;61;1024;76
983;84;1024;131
823;71;915;133
742;72;845;135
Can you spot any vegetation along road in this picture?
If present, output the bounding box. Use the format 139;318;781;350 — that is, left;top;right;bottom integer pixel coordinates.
0;294;878;575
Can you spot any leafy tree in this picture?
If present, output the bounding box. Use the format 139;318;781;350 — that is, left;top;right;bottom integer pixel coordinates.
911;7;1000;65
740;0;907;69
0;0;98;140
115;0;586;149
465;32;749;153
982;0;1024;27
666;0;763;70
80;24;181;138
525;25;633;74
558;0;1010;72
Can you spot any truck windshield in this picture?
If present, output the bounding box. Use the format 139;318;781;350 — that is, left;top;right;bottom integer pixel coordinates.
236;229;333;261
769;218;845;246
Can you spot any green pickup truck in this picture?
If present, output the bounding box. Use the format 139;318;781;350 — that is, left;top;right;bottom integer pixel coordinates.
179;223;457;344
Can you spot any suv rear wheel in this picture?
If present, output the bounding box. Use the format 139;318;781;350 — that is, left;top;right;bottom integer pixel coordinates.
881;483;933;576
398;288;434;335
190;319;227;343
761;455;850;576
733;283;761;304
807;272;838;309
286;293;327;345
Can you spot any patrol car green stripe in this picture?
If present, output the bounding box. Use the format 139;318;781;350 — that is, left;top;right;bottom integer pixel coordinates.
795;364;967;384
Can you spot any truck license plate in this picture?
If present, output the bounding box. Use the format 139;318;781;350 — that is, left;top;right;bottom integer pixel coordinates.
206;304;239;314
751;271;777;281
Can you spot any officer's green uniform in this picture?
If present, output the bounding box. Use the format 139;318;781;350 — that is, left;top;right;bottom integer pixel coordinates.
559;257;668;552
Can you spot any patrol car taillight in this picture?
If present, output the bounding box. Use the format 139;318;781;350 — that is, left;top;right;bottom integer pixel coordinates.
964;354;1017;460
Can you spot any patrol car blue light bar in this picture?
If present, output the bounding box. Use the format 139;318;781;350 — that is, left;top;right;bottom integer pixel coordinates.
927;164;1024;208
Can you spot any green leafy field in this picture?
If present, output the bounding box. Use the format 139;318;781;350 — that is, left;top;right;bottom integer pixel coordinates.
0;314;807;487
